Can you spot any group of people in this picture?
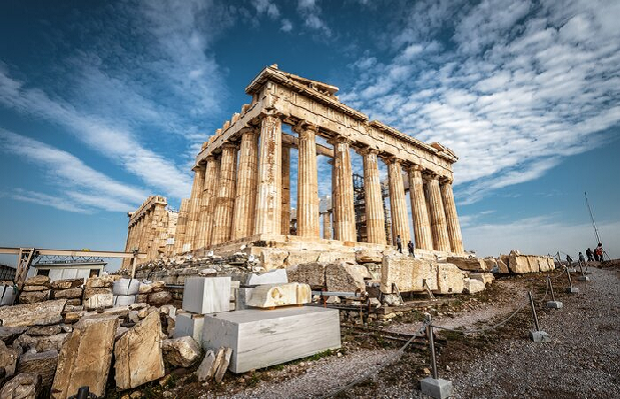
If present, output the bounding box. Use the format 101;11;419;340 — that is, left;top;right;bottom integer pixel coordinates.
395;235;416;257
570;243;605;265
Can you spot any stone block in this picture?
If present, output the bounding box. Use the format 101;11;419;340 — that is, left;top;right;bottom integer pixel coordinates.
546;301;563;309
83;287;112;300
420;377;453;399
17;350;58;388
1;373;41;399
50;279;83;290
84;293;113;310
14;333;69;353
530;330;551;342
380;256;438;294
355;249;383;264
197;350;216;381
0;286;16;306
201;307;341;373
286;263;326;289
51;315;119;399
112;279;141;296
446;256;487;272
0;299;66;327
26;325;62;336
53;287;83;299
113;295;136;307
25;275;50;286
22;284;49;292
114;311;165;390
173;313;205;346
435;263;464;295
469;272;494;285
182;277;230;314
566;287;579;294
19;290;50;304
259;249;289;271
246;283;311;308
0;327;27;344
463;278;485;294
162;336;201;368
0;340;19;377
148;291;172;306
496;257;510;274
236;288;253;311
244;269;288;286
85;275;119;288
325;263;367;293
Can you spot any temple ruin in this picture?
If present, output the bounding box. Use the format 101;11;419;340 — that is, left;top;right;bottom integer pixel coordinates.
123;65;464;268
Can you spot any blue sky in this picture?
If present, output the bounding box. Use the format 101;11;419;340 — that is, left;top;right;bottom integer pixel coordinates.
1;0;619;269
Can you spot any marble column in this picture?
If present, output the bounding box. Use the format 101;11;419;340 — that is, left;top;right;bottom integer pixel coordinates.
361;149;386;245
232;129;259;240
427;173;451;252
295;121;320;237
386;158;411;247
211;143;238;245
323;212;333;240
407;165;433;250
329;160;339;240
281;144;291;235
254;112;282;236
440;179;464;253
197;155;220;249
184;165;205;251
173;199;188;253
331;137;356;242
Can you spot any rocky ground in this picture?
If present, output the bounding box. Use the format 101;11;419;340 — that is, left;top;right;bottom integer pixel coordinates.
154;264;618;399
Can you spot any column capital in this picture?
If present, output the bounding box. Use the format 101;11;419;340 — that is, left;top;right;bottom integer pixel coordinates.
239;126;258;137
439;175;454;185
292;119;319;135
407;163;425;173
357;146;379;157
424;171;440;181
259;108;285;121
327;135;352;146
383;156;402;166
221;141;238;150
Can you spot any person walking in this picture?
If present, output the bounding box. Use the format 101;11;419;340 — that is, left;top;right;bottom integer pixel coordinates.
595;243;603;261
566;254;573;266
586;248;594;262
407;240;415;257
396;235;402;253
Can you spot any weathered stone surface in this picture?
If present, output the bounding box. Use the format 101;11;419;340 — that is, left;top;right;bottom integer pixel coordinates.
0;340;19;377
435;263;464;294
355;249;383;264
26;325;62;336
447;256;487;272
244;269;288;286
325;263;367;293
112;279;141;296
25;275;50;286
496;257;510;274
50;279;83;290
21;285;48;292
380;257;438;293
17;350;58;388
0;300;66;327
114;311;165;390
214;347;232;383
182;277;230;314
284;251;321;267
18;290;50;304
148;291;172;307
508;251;544;274
0;373;41;399
259;249;289;271
538;256;555;272
51;315;119;399
65;299;81;306
62;312;83;324
14;333;68;353
197;349;216;382
463;278;486;294
246;283;311;308
469;273;494;286
0;327;27;344
83;287;112;300
138;281;165;294
162;336;201;368
53;288;82;299
85;275;119;288
84;293;113;310
285;263;326;289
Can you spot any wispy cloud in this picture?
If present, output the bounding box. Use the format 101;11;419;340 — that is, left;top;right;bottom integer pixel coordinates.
252;0;281;19
297;0;331;36
340;0;620;204
0;129;146;212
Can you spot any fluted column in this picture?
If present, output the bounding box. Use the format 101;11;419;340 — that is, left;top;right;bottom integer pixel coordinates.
386;158;411;247
184;165;205;250
323;212;332;239
197;155;220;249
331;137;356;242
427;173;451;252
329;161;339;240
232;129;259;240
211;143;237;245
295;121;320;237
440;178;464;253
173;198;189;253
281;144;291;235
407;165;433;250
254;112;282;236
361;149;386;244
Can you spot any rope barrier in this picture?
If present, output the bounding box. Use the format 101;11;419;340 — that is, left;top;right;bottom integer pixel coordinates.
431;300;529;334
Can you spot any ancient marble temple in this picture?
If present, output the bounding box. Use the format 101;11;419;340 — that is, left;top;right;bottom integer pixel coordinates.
124;65;464;267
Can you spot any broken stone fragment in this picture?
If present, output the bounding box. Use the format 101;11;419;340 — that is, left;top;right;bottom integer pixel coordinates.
447;256;487;272
244;269;288;286
85;275;120;289
0;340;19;377
285;262;326;289
355;249;383;264
25;325;62;336
0;327;27;345
114;311;165;390
197;350;216;382
325;263;367;293
380;257;438;293
496;257;510;274
161;336;201;368
0;373;41;399
214;347;232;383
148;291;172;307
84;293;113;310
52;287;83;299
51;315;119;399
463;278;486;294
18;290;51;304
83;287;112;300
24;275;50;287
435;263;464;294
50;279;83;290
246;282;311;308
17;350;58;388
13;333;68;353
0;299;66;327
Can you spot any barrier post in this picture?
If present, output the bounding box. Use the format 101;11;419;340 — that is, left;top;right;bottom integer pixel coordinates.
420;322;453;399
546;276;563;309
565;268;579;294
577;260;590;281
528;291;551;342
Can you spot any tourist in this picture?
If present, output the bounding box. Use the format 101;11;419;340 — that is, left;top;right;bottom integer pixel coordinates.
595;243;603;261
586;248;594;262
566;254;573;266
407;240;414;257
578;252;586;265
396;235;402;253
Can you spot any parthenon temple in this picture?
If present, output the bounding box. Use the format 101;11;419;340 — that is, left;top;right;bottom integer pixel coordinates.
123;65;464;269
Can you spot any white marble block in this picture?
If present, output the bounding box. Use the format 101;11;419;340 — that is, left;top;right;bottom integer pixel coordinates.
182;277;231;314
247;283;311;308
244;269;288;286
174;312;205;343
201;306;341;373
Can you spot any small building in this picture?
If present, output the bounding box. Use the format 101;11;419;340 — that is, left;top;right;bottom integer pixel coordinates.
33;257;107;282
0;264;16;281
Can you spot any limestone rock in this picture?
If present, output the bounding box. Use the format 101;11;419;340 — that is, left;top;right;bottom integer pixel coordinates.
380;257;438;293
0;373;41;399
446;256;487;272
508;251;540;274
148;291;172;307
284;251;321;267
285;263;326;289
17;350;58;388
65;298;82;306
355;249;383;264
538;256;555;272
435;263;464;295
18;290;50;304
51;315;119;399
214;347;232;383
24;275;50;287
84;293;113;310
0;340;19;377
496;257;510;274
259;249;289;271
53;288;83;299
161;336;201;368
83;287;112;300
246;283;311;308
469;273;494;286
114;311;165;390
325;263;367;293
138;281;165;294
21;285;48;292
244;269;288;286
25;325;62;336
13;333;68;353
50;279;83;290
0;299;66;327
85;275;119;289
197;350;216;382
463;278;486;294
0;327;27;344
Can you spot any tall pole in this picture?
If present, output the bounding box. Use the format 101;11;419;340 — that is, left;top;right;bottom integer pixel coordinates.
585;192;601;244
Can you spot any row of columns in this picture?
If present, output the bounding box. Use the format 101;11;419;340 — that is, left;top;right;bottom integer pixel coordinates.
179;112;463;254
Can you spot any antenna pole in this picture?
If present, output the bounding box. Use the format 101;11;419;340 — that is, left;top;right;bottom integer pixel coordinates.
585;192;601;244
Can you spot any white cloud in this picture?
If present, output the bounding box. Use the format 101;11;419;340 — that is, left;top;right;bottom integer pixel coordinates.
10;189;91;214
297;0;331;36
281;18;293;32
252;0;281;19
342;0;620;203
